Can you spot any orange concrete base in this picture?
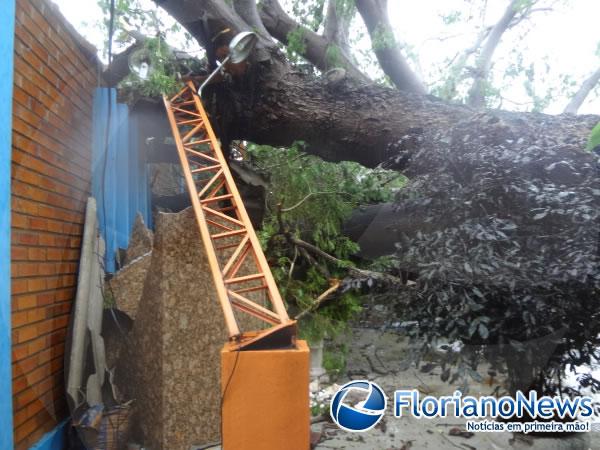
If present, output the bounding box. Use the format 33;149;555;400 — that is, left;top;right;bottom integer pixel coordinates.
221;340;310;450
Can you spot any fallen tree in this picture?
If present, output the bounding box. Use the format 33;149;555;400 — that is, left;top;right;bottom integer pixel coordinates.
110;0;600;396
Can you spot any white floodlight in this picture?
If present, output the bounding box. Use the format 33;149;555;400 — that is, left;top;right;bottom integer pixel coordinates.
198;31;258;95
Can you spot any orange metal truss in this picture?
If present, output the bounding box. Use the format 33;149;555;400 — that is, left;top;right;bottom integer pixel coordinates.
163;81;296;349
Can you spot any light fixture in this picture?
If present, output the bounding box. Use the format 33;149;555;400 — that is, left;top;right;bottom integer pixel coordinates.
198;31;258;95
129;47;154;80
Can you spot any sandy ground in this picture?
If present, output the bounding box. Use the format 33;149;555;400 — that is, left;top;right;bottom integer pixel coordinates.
311;328;600;450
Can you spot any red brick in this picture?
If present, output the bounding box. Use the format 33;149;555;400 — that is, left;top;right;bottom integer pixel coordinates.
48;329;66;347
46;302;71;318
13;405;29;429
11;214;29;229
13;231;38;246
12;354;38;378
13;294;37;311
11;246;28;261
11;198;38;216
14;415;37;444
14;324;38;344
26;279;46;293
35;292;54;307
13;263;39;277
27;247;46;261
11;279;28;295
11;311;29;329
26;308;46;324
27;336;46;356
11;343;29;362
12;376;28;396
14;386;37;411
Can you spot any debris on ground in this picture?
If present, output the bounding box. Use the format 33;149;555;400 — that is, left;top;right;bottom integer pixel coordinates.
448;427;474;439
65;197;135;449
311;314;599;449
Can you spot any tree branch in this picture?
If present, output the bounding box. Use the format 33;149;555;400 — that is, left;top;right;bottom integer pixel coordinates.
467;0;520;108
295;280;341;320
435;26;492;99
563;66;600;114
155;0;598;172
233;0;271;39
290;236;404;286
323;0;353;58
259;0;368;81
355;0;426;94
280;191;351;212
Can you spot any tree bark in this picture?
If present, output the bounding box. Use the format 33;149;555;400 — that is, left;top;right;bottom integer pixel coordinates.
225;63;597;170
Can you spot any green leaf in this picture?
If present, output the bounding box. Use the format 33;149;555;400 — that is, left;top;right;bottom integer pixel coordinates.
479;323;489;339
587;122;600;151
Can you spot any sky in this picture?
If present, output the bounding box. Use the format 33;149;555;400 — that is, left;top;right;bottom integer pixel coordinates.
52;0;600;115
387;0;600;114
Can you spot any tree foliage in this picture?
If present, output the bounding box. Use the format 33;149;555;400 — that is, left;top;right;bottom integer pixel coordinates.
390;115;600;395
249;142;401;341
118;36;183;101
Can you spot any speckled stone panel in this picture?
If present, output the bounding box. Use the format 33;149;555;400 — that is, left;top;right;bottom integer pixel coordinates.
118;207;265;450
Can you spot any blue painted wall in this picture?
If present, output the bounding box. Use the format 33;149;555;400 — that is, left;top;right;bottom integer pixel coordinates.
28;419;67;450
92;88;151;272
0;3;16;449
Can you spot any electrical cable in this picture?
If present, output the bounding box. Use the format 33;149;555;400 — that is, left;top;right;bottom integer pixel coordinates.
219;341;241;448
101;0;115;262
185;85;245;448
100;0;130;340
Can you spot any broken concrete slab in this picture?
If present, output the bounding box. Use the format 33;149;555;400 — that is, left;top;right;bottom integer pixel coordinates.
67;197;108;410
116;207;261;450
125;213;153;264
86;233;106;406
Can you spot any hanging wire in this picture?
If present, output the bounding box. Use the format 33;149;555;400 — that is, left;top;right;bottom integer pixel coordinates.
101;0;116;271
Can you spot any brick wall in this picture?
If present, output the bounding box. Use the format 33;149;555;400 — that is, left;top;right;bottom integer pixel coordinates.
11;0;98;447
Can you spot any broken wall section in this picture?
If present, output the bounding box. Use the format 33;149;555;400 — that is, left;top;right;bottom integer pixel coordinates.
115;207;266;449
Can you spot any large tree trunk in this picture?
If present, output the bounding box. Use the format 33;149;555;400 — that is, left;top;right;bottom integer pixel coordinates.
157;1;598;170
220;60;598;169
